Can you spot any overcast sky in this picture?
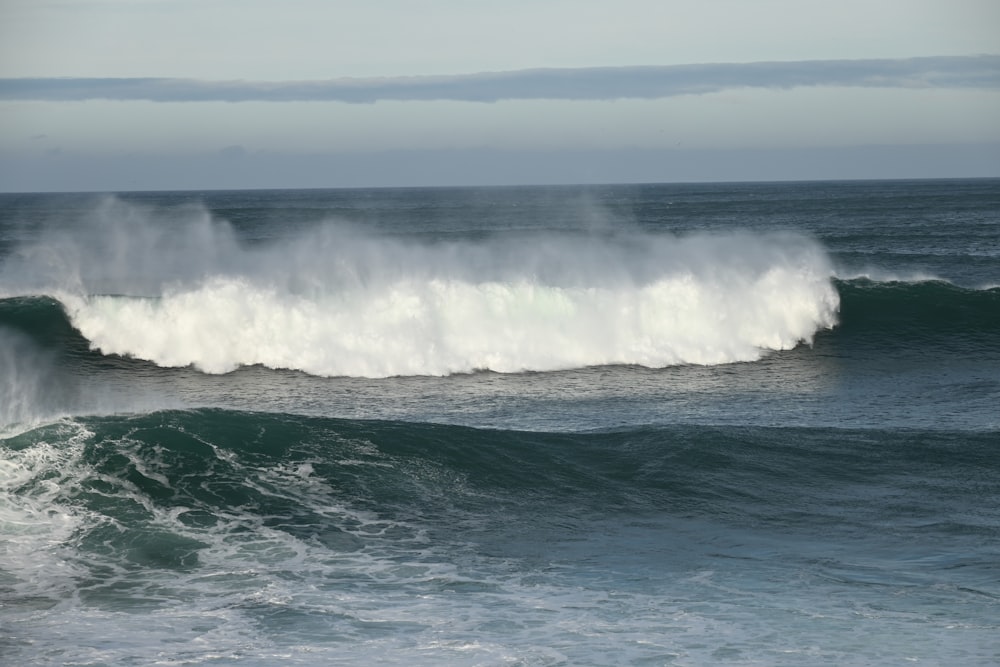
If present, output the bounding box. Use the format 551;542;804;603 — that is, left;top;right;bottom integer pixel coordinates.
1;0;998;191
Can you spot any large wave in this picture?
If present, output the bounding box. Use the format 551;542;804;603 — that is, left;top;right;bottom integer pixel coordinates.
2;196;840;377
4;411;996;666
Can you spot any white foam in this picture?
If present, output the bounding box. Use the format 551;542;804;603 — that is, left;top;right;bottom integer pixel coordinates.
833;267;944;284
8;196;841;377
0;423;94;604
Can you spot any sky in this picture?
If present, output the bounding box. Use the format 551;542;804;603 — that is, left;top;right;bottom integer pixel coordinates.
1;0;998;191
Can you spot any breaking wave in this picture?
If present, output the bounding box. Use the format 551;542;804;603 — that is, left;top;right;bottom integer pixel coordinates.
1;196;840;377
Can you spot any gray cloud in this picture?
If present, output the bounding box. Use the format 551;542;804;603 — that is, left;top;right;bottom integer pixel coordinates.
1;56;997;103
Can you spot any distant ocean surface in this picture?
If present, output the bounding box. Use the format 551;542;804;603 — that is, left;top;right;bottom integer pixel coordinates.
1;179;998;666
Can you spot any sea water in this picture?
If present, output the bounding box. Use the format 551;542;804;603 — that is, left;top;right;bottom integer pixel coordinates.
1;180;998;665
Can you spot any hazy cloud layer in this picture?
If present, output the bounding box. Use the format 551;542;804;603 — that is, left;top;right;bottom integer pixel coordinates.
4;144;998;192
2;56;997;103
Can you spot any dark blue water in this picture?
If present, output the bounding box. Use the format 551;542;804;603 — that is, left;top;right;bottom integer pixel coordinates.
1;179;998;665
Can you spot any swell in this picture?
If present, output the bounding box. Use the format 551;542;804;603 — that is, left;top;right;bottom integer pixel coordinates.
5;410;997;530
4;410;999;667
834;279;1000;344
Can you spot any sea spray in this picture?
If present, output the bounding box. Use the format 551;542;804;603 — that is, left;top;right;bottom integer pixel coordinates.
5;196;841;376
2;181;999;666
0;327;72;429
0;196;242;297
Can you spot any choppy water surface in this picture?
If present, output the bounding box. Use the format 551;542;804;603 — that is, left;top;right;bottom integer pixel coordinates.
2;179;998;665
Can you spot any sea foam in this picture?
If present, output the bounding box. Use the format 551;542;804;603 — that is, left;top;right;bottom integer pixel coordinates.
13;197;840;377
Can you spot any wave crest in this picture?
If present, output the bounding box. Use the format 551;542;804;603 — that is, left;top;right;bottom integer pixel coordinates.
6;197;840;377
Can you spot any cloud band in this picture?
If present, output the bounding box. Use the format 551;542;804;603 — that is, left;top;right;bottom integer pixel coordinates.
1;55;997;103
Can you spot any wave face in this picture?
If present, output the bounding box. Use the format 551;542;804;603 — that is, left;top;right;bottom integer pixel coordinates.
1;197;839;376
3;411;998;666
834;279;1000;343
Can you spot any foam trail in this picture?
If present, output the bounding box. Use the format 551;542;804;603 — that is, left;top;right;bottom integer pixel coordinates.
8;197;840;377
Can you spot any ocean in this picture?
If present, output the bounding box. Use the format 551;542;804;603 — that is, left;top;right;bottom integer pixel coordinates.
1;179;998;666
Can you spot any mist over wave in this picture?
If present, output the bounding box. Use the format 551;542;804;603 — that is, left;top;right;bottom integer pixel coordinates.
2;196;840;377
0;327;68;430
